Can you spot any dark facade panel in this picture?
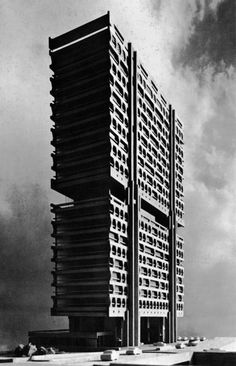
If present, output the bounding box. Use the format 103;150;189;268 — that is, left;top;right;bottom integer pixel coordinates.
51;193;128;318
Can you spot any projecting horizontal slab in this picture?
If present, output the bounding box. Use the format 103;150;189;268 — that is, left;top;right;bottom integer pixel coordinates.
49;13;110;50
51;173;109;192
50;52;108;80
51;309;108;317
50;31;109;70
50;70;108;96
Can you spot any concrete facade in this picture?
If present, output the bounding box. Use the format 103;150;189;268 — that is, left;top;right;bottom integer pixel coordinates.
49;12;184;346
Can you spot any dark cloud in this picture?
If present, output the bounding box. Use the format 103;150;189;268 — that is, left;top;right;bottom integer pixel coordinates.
175;0;236;337
0;184;67;348
174;0;236;71
171;0;236;190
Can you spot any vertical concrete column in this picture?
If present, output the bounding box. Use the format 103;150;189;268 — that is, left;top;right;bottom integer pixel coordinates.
167;106;177;342
127;44;140;346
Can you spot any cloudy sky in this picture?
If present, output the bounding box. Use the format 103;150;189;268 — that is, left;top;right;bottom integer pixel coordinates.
0;0;235;348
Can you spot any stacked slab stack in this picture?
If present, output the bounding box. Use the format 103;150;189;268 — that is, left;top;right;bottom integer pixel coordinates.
50;15;129;322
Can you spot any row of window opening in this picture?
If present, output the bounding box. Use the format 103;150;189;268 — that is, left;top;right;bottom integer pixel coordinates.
177;268;184;276
140;266;168;280
139;300;168;310
139;229;168;243
138;169;169;197
137;78;169;120
109;284;127;295
138;181;169;208
111;219;127;234
111;271;126;283
176;199;184;211
139;278;168;291
138;98;169;132
111;63;128;89
138;109;169;140
139;243;168;258
138;140;169;168
138;132;169;160
176;209;184;219
111;297;126;308
111;245;127;259
109;48;128;76
110;158;128;179
110;205;128;221
139;254;168;270
111;145;128;165
109;257;128;270
111;35;128;61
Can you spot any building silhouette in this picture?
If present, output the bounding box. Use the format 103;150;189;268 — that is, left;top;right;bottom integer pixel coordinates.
49;12;184;347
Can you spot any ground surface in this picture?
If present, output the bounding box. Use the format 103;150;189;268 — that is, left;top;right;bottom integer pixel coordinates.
1;337;236;366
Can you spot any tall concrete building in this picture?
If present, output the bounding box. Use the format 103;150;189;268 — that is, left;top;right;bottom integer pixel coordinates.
49;12;184;347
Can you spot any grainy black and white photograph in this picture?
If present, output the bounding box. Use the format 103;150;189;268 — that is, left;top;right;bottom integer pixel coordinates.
0;0;236;364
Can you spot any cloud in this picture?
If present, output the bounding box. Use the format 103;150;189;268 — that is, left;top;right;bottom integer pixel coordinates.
164;0;236;337
174;0;236;71
0;184;67;348
190;67;236;188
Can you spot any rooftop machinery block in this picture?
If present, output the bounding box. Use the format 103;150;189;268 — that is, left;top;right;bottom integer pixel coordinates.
49;12;184;347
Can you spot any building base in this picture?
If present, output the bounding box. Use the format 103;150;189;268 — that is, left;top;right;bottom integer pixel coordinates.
28;329;115;352
29;315;166;351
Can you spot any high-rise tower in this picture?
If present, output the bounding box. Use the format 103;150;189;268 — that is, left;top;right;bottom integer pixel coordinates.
49;12;184;347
